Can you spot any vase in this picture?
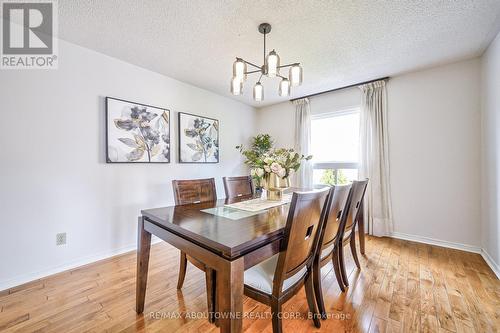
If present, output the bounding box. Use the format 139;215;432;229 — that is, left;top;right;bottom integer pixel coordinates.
262;173;290;201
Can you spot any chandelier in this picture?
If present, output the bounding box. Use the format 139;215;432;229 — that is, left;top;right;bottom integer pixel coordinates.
230;23;303;102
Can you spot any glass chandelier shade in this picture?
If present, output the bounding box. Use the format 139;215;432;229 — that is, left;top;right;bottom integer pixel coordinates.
266;50;280;78
289;64;303;86
279;78;290;96
233;58;247;81
230;77;243;95
253;82;264;101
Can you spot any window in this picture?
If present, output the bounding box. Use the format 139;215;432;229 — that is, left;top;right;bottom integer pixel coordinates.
311;109;360;185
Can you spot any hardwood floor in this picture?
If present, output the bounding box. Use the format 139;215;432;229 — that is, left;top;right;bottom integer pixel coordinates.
0;235;498;332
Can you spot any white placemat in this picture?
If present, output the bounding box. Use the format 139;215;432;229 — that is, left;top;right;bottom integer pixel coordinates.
224;193;292;212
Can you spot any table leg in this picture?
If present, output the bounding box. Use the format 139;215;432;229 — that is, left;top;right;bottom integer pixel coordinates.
358;199;365;255
216;257;244;333
136;216;152;313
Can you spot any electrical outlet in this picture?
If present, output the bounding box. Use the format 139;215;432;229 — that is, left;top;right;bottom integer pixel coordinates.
56;232;66;246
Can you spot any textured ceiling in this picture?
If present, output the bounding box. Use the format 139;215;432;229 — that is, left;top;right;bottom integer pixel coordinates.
58;1;500;107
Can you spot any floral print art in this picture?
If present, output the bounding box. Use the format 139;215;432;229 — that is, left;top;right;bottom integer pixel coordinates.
106;98;170;163
179;113;219;163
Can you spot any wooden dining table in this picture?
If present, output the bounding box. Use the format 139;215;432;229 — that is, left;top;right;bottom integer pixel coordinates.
135;191;365;333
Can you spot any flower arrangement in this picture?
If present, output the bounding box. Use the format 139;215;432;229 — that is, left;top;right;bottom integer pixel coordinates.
237;134;312;186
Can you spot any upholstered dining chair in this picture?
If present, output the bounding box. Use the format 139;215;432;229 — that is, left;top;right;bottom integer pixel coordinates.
312;184;352;318
243;188;330;333
171;178;217;322
222;176;253;199
337;179;369;288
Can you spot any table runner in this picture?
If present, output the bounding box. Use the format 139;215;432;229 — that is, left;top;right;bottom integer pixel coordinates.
224;193;292;212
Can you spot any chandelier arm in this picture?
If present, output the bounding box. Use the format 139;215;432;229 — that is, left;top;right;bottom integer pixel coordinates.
277;63;300;69
245;69;262;74
240;59;261;69
258;73;263;83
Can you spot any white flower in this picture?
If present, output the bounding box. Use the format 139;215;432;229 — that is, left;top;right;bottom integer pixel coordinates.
270;162;283;175
250;169;256;177
255;168;264;177
264;165;271;173
264;157;273;164
278;168;286;178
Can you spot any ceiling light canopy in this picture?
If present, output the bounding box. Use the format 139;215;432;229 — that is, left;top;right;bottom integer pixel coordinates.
230;23;303;101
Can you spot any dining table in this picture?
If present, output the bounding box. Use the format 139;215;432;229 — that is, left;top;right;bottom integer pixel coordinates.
135;190;365;333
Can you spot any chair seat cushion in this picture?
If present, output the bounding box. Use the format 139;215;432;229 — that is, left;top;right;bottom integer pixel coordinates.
244;254;307;294
321;243;335;259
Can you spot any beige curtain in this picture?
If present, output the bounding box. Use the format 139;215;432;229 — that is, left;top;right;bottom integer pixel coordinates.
359;80;393;236
293;98;313;188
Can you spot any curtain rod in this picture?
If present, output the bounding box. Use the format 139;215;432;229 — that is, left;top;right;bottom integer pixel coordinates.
289;76;390;102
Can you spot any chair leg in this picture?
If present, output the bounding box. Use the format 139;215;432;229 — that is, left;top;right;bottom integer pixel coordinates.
177;251;187;289
350;233;361;269
205;268;215;323
332;248;346;292
339;245;349;287
305;273;321;328
271;299;283;333
312;260;327;319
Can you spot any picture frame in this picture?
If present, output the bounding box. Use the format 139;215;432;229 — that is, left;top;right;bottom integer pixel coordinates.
178;112;219;163
105;97;171;163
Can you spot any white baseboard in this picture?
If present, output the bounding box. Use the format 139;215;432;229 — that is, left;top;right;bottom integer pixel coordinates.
389;232;499;279
480;249;500;279
0;236;163;292
389;232;482;253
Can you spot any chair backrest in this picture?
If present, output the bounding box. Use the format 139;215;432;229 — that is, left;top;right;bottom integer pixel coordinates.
172;178;217;205
342;179;369;241
318;184;352;254
222;176;253;199
272;188;330;294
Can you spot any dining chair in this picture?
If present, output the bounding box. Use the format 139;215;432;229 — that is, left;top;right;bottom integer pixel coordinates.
172;178;217;205
171;178;217;322
337;179;369;288
222;176;253;198
312;184;352;319
243;188;330;333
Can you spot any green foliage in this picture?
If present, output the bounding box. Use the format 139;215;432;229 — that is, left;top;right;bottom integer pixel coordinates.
251;134;273;155
320;169;349;185
236;134;274;186
236;134;273;168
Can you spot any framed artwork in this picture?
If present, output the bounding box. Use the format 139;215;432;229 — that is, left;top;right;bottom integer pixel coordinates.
106;97;170;163
178;112;219;163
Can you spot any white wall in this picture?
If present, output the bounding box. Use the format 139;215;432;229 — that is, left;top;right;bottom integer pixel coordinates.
0;40;256;290
480;31;500;271
257;58;482;248
388;59;481;247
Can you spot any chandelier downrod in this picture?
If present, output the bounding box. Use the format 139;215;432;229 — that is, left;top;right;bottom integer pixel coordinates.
259;23;271;67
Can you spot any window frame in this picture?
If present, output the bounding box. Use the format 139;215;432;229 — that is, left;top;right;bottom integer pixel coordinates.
311;107;360;172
